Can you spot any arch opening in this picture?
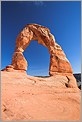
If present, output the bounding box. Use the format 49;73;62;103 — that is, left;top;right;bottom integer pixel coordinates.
24;40;50;76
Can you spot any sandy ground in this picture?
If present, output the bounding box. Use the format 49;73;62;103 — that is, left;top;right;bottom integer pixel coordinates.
1;71;81;121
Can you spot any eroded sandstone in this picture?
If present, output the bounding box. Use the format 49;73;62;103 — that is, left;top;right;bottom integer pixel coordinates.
5;24;72;74
2;24;80;120
2;24;77;88
1;71;80;120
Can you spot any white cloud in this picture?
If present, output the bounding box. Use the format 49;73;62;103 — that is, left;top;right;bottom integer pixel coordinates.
34;1;44;6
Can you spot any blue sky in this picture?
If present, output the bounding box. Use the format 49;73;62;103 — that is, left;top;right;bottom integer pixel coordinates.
1;1;81;76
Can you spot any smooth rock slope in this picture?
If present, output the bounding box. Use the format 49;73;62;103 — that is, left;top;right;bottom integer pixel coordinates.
1;70;81;120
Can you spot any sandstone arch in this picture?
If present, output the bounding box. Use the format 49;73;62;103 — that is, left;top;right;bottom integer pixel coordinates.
10;24;72;76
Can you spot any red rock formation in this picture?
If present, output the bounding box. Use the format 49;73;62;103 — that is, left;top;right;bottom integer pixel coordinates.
1;71;80;120
2;24;80;120
7;24;72;75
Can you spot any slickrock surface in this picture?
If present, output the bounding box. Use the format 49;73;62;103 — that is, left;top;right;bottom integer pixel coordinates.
1;70;81;121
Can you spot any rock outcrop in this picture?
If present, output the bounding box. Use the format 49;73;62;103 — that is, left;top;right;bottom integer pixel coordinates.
1;24;80;120
1;71;80;120
2;24;78;88
5;24;72;75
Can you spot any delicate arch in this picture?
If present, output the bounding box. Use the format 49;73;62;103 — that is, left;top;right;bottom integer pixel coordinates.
11;24;72;76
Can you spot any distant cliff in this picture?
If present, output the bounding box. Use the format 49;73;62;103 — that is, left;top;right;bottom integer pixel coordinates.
73;73;81;89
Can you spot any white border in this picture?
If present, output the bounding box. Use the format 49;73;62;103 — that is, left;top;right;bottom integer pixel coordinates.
0;1;81;122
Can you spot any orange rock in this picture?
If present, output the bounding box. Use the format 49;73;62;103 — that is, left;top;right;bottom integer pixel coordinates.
1;71;80;120
12;52;27;71
6;24;72;75
2;24;80;121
